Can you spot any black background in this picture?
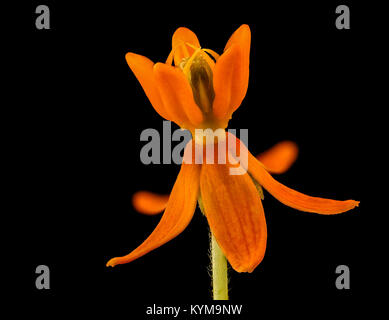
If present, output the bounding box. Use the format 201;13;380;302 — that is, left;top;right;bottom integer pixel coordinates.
13;0;383;318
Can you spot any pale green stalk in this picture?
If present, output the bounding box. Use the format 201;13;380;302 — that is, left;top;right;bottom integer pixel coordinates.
199;195;229;300
211;233;228;300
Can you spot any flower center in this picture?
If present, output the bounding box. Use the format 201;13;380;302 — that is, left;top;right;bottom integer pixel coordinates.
167;43;227;131
180;52;215;115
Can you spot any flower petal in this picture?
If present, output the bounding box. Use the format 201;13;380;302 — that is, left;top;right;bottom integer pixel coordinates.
200;156;267;273
125;52;171;121
257;141;299;174
107;159;201;267
225;24;251;56
154;63;204;128
132;191;169;215
212;25;251;121
223;24;251;107
227;132;359;215
171;27;201;66
212;44;246;121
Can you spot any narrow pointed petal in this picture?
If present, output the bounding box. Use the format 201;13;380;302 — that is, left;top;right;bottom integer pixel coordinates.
257;141;299;174
107;160;201;267
212;25;251;121
125;53;171;121
200;157;267;273
172;27;200;66
132;191;169;215
154;63;204;128
227;132;359;215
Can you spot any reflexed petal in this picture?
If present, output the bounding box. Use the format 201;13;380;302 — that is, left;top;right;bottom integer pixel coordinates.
227;132;359;215
106;159;201;267
154;63;204;128
200;156;267;273
257;141;299;174
125;53;171;121
172;27;201;66
132;191;169;215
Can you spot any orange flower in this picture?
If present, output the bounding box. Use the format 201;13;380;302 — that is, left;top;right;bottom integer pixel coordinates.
106;25;359;273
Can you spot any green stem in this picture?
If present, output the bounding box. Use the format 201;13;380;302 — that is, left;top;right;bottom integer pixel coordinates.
211;233;229;300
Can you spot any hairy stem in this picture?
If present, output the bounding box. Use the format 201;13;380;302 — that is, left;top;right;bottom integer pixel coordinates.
211;233;229;300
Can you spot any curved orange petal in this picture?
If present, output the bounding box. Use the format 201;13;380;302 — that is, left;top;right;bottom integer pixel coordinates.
227;132;359;215
200;155;267;273
212;44;243;120
224;24;251;56
223;24;250;109
132;191;169;215
107;160;201;267
153;63;204;129
212;25;251;121
257;141;299;174
171;27;201;66
125;53;172;121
